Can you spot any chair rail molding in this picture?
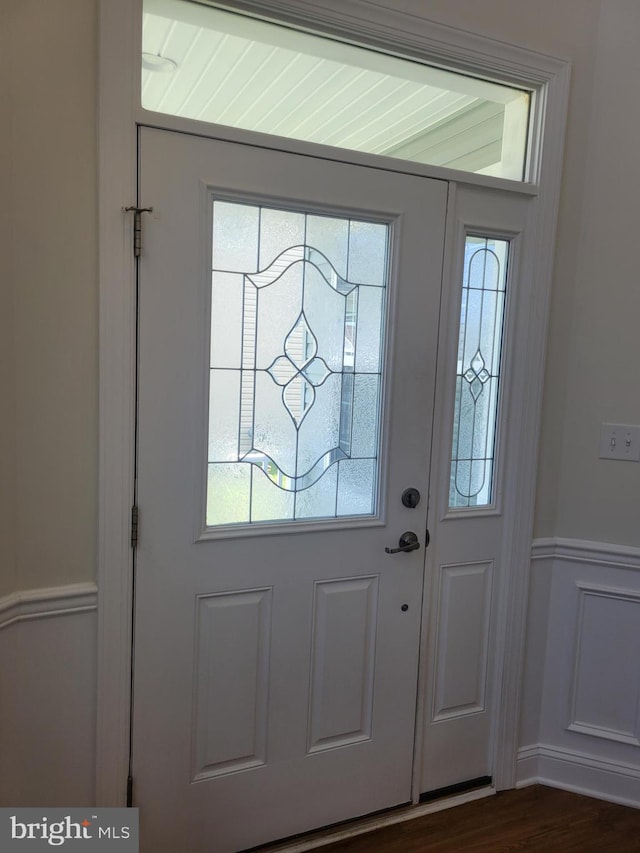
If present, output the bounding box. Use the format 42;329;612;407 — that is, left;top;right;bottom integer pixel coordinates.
0;582;98;631
532;537;640;569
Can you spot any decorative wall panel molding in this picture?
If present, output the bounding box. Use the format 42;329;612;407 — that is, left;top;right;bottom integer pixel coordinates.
522;538;640;809
569;583;640;746
0;582;98;630
0;587;97;806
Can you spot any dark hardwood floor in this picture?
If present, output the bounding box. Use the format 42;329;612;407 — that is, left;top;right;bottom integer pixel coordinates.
318;786;640;852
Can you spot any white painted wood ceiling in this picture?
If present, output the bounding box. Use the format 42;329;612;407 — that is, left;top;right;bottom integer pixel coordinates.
142;0;528;175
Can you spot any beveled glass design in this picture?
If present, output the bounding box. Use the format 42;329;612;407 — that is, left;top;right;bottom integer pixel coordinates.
207;201;388;526
449;236;509;508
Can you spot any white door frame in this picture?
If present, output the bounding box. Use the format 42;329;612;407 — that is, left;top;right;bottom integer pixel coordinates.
97;0;570;805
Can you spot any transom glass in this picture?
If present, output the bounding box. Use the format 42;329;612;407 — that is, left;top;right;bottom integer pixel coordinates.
207;201;389;526
142;0;531;181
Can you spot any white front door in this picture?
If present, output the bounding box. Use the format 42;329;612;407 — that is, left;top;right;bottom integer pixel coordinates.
133;126;447;852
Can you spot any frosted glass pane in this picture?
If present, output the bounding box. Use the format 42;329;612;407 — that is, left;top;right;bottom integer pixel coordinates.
306;215;348;278
348;221;388;286
339;373;354;455
451;459;490;504
356;287;384;372
259;207;305;269
453;383;474;461
209;370;240;462
351;375;379;458
450;235;508;509
303;265;347;372
251;466;295;522
256;265;304;369
296;374;341;474
212;202;259;272
337;459;376;516
252;371;297;477
207;463;250;525
295;465;338;519
210;272;243;369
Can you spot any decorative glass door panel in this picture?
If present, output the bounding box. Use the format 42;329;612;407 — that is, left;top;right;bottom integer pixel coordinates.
449;235;509;508
207;201;389;526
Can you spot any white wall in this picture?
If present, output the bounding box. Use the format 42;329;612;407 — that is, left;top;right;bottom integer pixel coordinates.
1;0;98;596
0;2;16;599
541;0;640;547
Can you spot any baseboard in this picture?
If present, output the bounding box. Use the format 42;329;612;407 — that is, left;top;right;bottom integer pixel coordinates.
515;745;540;788
517;744;640;808
0;582;98;630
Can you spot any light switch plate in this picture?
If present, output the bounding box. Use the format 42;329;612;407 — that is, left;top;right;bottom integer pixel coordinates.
599;424;640;461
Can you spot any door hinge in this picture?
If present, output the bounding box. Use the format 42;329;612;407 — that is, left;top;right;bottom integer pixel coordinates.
131;505;139;548
126;775;133;808
124;206;153;257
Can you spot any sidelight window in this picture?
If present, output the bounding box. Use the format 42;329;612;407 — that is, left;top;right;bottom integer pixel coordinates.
449;235;509;509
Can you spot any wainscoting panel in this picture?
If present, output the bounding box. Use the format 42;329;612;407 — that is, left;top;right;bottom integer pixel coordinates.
518;539;640;807
569;583;640;745
0;583;97;806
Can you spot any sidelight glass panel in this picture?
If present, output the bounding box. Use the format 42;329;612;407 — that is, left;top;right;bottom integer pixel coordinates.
207;200;389;526
449;235;509;509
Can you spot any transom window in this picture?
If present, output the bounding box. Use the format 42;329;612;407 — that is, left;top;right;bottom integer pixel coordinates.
142;0;531;180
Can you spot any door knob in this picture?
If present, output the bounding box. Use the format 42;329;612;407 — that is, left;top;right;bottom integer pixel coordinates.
385;531;420;554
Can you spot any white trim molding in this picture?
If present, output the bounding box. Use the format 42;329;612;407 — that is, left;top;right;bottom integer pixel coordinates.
0;582;97;630
517;744;640;809
532;537;640;570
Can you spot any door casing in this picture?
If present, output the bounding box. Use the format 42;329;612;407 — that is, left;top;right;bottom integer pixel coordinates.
97;0;571;808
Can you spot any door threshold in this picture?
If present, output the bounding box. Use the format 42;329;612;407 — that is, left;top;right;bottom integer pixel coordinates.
260;786;495;852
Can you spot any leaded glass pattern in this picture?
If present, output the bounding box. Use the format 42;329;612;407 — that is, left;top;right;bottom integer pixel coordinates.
207;201;388;526
449;235;509;509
